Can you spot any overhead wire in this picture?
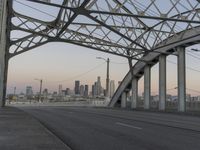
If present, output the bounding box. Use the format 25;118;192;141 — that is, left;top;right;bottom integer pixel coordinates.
186;88;200;94
14;0;57;18
167;59;200;73
186;52;200;61
49;62;106;83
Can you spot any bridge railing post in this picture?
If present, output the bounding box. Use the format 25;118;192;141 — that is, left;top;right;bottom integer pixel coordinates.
131;77;138;109
159;55;167;111
177;46;186;112
144;65;151;110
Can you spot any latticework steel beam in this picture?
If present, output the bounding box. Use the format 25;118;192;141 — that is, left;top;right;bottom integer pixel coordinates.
8;0;200;60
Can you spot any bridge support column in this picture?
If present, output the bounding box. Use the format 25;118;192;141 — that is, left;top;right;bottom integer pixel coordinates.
159;55;166;111
144;65;151;110
121;92;127;108
177;47;186;112
131;77;138;109
0;0;9;107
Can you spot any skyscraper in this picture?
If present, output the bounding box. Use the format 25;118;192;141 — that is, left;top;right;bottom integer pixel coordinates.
58;84;62;95
80;85;85;96
109;80;115;98
93;82;98;96
43;88;48;99
92;85;95;97
26;86;33;99
84;85;89;97
75;80;80;95
97;76;102;96
66;88;71;95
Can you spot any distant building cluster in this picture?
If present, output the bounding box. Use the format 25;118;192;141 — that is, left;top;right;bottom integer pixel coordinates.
7;76;117;101
7;80;200;104
74;80;89;97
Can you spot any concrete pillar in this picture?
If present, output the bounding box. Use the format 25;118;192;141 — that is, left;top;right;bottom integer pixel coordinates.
0;0;8;107
131;77;138;109
159;55;166;111
121;92;127;108
177;47;186;112
144;65;151;110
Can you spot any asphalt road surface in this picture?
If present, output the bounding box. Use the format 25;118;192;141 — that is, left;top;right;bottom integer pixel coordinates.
20;107;200;150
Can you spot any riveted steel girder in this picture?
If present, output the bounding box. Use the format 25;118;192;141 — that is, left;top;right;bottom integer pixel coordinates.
7;0;200;61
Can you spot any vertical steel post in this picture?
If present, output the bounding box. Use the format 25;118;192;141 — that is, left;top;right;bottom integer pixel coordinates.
131;77;138;109
0;0;11;107
144;65;151;110
159;55;167;111
177;47;186;112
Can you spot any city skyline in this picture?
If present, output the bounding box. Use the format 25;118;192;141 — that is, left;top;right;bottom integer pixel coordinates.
9;77;200;104
6;0;200;97
7;44;200;96
8;75;117;96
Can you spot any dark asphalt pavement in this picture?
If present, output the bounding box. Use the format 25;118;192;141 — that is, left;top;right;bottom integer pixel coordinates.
20;107;200;150
0;107;71;150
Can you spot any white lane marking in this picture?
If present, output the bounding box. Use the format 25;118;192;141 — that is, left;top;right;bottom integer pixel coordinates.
116;122;142;130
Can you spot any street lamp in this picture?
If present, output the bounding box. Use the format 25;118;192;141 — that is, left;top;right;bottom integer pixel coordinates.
35;78;43;102
96;57;110;98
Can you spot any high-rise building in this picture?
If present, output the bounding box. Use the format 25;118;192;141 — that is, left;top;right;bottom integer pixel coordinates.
61;90;67;96
94;82;97;96
58;84;62;95
43;88;48;99
92;85;95;96
26;86;33;99
110;80;115;98
43;88;48;94
75;80;80;95
80;85;85;96
66;88;71;95
84;85;89;97
97;76;102;96
53;91;57;96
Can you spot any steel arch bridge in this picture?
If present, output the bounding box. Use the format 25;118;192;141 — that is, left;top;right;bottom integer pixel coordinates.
0;0;200;111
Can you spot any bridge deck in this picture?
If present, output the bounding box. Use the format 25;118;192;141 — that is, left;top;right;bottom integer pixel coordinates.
0;107;71;150
19;106;200;150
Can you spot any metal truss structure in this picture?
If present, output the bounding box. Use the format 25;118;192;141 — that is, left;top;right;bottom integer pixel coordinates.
9;0;200;61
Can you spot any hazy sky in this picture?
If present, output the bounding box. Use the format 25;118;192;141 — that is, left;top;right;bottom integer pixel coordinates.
7;42;130;94
7;41;200;96
7;0;200;96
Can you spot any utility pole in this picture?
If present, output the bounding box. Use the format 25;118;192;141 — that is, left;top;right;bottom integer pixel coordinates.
106;58;110;97
96;57;110;97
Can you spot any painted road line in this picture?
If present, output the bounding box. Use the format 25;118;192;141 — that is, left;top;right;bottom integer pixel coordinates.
116;122;142;130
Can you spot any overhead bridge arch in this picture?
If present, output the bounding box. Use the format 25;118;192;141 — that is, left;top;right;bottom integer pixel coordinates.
109;26;200;112
1;0;200;109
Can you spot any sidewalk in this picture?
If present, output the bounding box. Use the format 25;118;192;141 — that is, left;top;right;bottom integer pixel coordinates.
0;106;71;150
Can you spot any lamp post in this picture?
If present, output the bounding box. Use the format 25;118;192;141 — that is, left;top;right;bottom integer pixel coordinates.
35;79;43;102
96;57;110;98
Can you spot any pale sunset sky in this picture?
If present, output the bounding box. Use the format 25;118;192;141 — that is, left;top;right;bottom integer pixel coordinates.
7;0;200;96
